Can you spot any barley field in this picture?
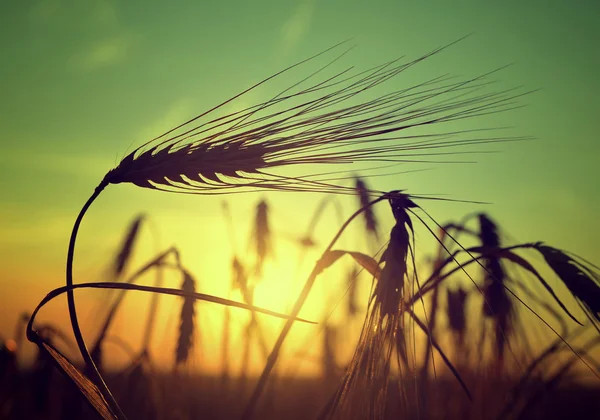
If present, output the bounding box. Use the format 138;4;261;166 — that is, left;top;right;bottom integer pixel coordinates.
1;2;599;419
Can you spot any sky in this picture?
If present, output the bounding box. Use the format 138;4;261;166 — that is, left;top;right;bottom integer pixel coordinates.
0;0;599;377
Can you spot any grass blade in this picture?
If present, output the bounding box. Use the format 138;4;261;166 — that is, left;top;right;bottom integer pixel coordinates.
31;335;117;420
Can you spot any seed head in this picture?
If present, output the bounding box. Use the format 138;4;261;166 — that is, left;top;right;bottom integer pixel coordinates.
252;199;272;276
99;43;527;196
447;287;468;337
175;271;196;367
534;243;600;323
113;214;144;278
355;176;379;240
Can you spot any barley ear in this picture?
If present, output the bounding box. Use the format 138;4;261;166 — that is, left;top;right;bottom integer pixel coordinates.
535;243;600;324
175;270;197;367
113;214;145;278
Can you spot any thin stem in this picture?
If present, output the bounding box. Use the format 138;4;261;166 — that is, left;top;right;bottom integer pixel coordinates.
240;194;386;420
65;181;128;419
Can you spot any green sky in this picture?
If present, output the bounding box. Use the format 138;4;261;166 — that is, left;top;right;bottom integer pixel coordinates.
1;0;599;372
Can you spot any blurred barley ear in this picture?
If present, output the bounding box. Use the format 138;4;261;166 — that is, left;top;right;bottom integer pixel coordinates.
322;324;339;381
346;268;360;318
447;287;468;338
447;287;469;354
252;199;272;276
175;270;197;367
533;243;600;327
355;176;379;245
113;214;144;278
479;213;513;373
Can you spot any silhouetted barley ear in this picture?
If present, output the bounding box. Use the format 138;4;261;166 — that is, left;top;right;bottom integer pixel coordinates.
113;214;144;278
447;287;468;344
534;243;600;326
479;213;512;370
175;270;197;367
380;193;418;311
252;199;272;276
374;222;410;317
327;193;416;420
355;176;379;241
346;267;360;317
322;325;339;381
100;40;528;198
232;257;248;291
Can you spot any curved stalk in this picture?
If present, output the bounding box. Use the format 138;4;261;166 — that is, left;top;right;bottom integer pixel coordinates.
63;181;128;419
241;194;387;420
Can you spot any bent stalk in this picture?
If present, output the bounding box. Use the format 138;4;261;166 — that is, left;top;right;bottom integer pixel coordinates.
64;181;128;419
